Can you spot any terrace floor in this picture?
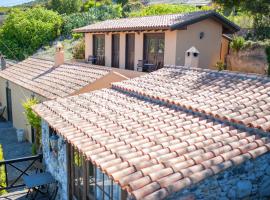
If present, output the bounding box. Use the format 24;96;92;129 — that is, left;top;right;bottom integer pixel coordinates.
0;121;46;200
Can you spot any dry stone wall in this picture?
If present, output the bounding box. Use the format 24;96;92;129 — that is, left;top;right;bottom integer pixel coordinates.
167;152;270;200
42;120;68;200
227;47;268;75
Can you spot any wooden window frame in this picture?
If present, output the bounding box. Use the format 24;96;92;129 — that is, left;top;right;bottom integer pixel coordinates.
68;145;127;200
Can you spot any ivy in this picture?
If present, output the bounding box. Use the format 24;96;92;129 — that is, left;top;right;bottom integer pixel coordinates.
22;98;42;152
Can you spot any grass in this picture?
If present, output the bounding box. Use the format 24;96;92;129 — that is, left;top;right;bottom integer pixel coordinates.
0;144;7;195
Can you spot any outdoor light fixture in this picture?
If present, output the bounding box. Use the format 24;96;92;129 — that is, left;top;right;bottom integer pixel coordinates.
200;32;204;39
49;134;59;154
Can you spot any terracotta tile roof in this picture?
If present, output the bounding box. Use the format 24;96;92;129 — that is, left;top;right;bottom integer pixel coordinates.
0;57;111;99
74;10;239;34
113;66;270;132
33;66;270;199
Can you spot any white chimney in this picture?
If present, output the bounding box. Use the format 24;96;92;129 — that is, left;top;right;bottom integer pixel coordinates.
0;54;6;70
185;46;200;68
55;42;64;67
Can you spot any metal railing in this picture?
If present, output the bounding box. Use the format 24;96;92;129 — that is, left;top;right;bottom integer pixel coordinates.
0;154;42;191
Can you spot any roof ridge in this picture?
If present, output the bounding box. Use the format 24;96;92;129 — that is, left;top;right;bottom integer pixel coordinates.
164;65;270;81
105;10;213;20
111;86;270;138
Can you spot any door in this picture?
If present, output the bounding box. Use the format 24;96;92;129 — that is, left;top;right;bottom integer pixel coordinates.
111;34;120;68
125;33;135;70
144;33;165;69
93;34;105;66
6;87;12;122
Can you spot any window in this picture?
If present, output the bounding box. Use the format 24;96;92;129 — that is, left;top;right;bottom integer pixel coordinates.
93;34;105;65
87;162;123;200
72;147;84;200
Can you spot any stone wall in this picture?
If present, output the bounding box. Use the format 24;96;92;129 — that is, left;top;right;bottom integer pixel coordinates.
167;153;270;200
42;120;68;200
227;47;268;75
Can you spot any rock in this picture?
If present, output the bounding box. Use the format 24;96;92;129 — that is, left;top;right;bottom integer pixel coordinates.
227;188;236;199
236;180;252;198
259;176;270;197
266;167;270;176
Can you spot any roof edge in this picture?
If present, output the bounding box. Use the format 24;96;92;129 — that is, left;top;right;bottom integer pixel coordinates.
170;10;240;34
164;65;269;80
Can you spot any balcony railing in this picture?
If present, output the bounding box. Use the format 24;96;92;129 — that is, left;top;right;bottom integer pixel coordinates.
0;154;42;191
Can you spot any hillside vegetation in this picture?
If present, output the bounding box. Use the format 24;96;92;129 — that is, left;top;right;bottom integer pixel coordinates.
0;0;268;61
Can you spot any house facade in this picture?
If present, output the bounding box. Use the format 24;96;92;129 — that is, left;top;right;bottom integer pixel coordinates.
0;45;143;142
74;10;239;71
33;66;270;200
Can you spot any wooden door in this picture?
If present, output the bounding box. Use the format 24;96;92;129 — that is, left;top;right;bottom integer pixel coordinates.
125;34;135;70
144;33;165;69
111;34;120;68
6;87;12;122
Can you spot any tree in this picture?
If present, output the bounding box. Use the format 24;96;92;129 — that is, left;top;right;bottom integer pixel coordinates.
213;0;270;40
0;7;62;60
130;4;209;17
48;0;83;14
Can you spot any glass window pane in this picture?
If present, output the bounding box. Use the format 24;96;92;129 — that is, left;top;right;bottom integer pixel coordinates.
96;168;103;200
112;182;121;200
104;174;112;197
88;163;95;196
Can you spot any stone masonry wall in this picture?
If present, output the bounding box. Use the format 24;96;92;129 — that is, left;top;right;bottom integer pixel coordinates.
227;47;268;75
42;120;68;200
167;153;270;200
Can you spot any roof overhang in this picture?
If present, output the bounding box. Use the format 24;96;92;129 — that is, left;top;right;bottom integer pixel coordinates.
170;11;240;34
73;26;170;33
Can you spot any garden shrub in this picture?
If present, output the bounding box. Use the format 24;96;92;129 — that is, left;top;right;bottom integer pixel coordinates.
0;7;62;60
83;0;112;11
72;39;85;59
22;98;41;151
230;36;245;52
88;4;122;21
215;61;226;71
123;0;144;17
62;12;93;36
0;144;7;195
266;46;270;76
129;4;210;17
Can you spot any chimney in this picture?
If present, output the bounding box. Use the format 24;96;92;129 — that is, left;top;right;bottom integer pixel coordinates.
55;42;64;67
0;53;6;70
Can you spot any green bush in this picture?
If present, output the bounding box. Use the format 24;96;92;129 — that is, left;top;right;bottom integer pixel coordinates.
266;46;270;76
22;98;41;149
215;61;226;71
129;4;210;17
230;36;245;52
123;1;144;17
0;144;7;195
47;0;83;14
83;0;112;11
72;39;85;59
88;4;123;21
62;12;93;36
0;7;62;60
